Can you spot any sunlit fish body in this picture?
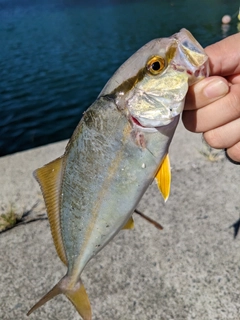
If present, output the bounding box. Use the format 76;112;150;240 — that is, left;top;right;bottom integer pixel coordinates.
27;29;208;319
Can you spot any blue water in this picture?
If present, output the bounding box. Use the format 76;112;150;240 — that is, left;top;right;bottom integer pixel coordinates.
0;0;238;156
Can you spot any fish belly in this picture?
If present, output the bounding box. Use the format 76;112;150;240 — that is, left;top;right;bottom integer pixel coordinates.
60;97;178;277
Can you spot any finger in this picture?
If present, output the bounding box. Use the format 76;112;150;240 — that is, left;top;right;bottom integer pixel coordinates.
185;76;229;110
203;117;240;149
226;141;240;163
183;83;240;132
205;33;240;76
227;74;240;85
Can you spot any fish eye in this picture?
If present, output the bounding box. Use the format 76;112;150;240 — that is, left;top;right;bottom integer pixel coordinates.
146;56;165;75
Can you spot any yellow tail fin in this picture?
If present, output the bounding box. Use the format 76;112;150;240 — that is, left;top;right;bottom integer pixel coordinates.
27;277;92;320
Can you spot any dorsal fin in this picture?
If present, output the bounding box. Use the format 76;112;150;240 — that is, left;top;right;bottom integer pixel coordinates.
34;156;67;265
155;153;171;202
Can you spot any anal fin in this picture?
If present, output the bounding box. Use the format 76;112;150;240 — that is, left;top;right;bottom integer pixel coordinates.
122;216;134;229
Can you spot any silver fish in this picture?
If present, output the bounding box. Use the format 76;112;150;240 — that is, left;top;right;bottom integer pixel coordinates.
27;29;208;320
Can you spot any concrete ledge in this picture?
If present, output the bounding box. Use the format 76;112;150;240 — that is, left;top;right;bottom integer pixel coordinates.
0;122;239;320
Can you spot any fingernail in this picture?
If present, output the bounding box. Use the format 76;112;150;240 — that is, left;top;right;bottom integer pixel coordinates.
204;79;229;99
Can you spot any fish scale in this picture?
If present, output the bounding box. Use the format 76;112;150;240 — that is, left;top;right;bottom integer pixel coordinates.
27;28;209;320
61;97;170;274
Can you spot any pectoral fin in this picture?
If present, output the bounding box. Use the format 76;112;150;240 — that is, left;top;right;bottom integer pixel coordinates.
155;154;171;202
122;216;134;229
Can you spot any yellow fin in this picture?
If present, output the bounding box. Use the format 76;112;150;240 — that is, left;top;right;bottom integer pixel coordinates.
66;279;92;320
27;280;61;316
122;216;134;229
155;154;171;202
34;156;67;265
27;277;92;320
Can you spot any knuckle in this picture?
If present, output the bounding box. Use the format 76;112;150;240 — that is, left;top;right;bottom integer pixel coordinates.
228;142;240;162
229;87;240;116
204;129;224;149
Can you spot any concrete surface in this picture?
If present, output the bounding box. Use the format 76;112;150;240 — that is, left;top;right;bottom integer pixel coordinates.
0;122;240;320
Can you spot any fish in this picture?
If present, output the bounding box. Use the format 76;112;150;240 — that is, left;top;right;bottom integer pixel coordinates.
27;28;209;320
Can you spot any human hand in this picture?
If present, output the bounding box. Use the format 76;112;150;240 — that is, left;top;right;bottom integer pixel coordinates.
183;33;240;163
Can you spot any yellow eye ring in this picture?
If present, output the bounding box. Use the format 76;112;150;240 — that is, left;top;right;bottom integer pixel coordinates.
146;56;165;75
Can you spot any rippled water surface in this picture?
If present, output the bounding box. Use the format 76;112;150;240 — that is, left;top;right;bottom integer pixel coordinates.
0;0;238;155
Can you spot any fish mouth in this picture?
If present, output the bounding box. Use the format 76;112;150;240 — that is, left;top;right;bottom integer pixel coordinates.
130;115;173;132
171;61;209;85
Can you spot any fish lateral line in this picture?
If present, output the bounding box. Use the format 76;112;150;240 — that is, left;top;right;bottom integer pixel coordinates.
28;28;209;319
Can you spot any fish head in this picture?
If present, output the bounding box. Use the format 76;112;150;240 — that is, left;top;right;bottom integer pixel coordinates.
100;28;208;131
